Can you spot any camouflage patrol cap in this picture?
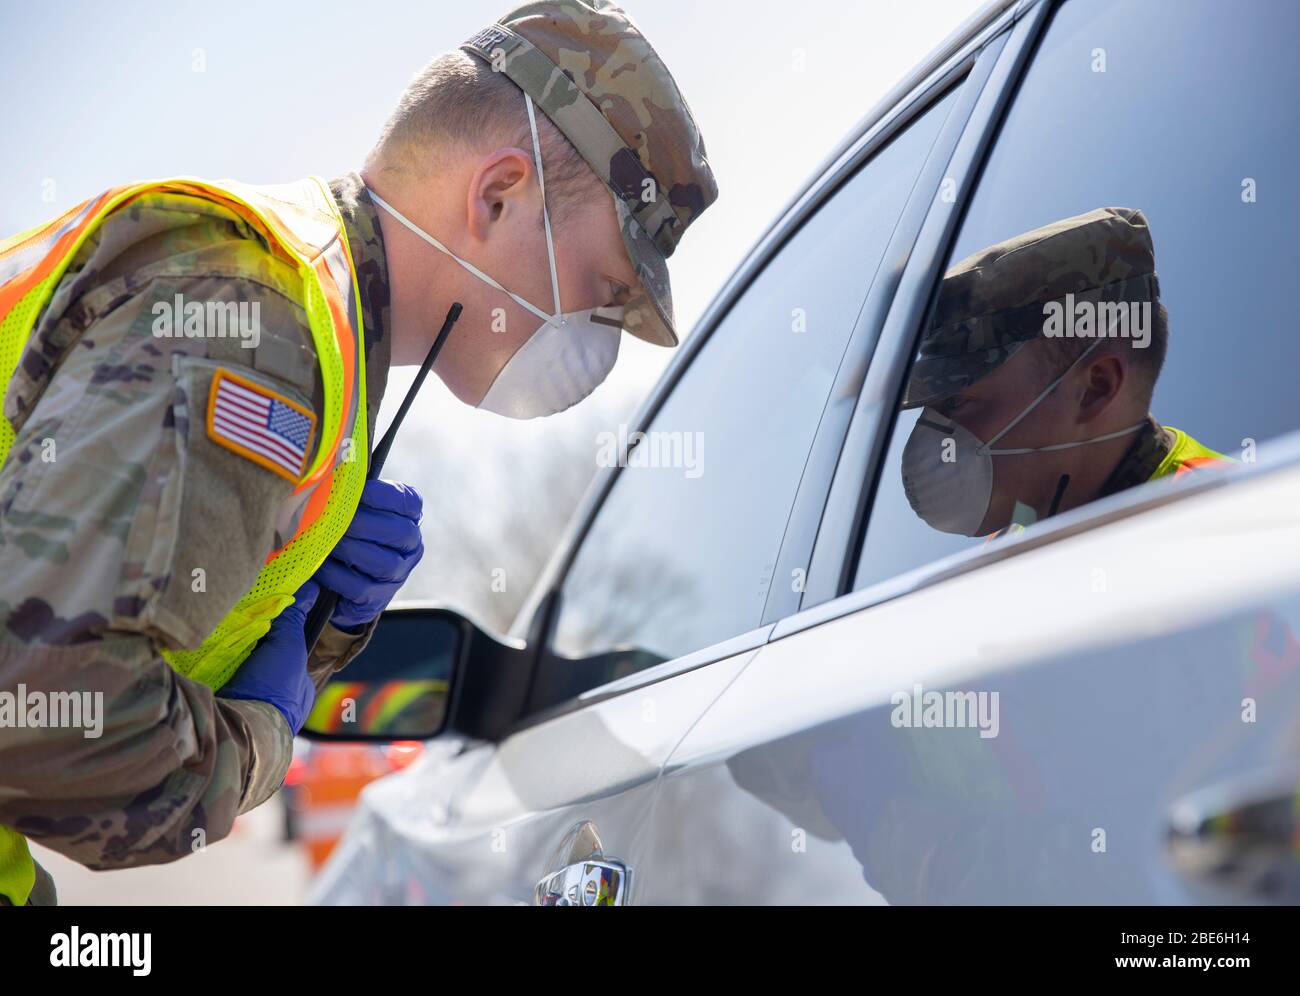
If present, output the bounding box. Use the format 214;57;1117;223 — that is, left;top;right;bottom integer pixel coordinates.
902;206;1158;409
462;0;718;347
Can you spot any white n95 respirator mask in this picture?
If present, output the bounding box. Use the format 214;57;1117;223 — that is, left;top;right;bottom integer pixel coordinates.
367;91;624;419
478;304;623;418
901;338;1145;536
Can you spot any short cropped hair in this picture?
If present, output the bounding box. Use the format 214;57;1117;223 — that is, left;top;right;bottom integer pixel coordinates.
368;51;601;225
1035;299;1169;402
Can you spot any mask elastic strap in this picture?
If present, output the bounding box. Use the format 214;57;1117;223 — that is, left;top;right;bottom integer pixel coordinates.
524;93;563;323
367;189;558;329
987;420;1147;455
982;337;1104;452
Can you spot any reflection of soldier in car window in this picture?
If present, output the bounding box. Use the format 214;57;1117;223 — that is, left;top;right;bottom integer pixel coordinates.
901;207;1227;539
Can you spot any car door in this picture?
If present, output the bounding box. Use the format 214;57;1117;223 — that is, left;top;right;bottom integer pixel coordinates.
309;23;983;906
639;0;1300;904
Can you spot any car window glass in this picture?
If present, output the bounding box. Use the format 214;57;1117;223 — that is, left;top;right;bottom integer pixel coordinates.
856;0;1300;592
542;88;963;693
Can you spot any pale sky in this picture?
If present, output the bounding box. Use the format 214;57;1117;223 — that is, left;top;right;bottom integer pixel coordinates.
1;0;986;611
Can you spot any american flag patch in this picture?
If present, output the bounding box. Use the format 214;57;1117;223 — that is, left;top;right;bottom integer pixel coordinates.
206;369;316;482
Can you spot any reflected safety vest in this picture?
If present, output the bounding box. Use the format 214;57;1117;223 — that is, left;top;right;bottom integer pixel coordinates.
1149;426;1226;479
0;176;370;904
985;426;1227;541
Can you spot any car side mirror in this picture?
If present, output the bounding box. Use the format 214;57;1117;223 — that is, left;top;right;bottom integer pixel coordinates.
300;606;533;743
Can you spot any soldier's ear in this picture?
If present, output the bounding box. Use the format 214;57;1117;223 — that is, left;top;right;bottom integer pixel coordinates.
466;148;533;241
1077;353;1125;422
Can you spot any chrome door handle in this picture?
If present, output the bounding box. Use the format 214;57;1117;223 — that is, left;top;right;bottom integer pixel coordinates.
1166;761;1300;900
535;858;630;906
535;821;632;905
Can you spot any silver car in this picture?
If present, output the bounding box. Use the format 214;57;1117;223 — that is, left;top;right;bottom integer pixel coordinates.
305;0;1300;905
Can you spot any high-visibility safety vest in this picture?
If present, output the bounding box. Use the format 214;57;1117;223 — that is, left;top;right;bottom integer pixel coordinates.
0;177;370;905
1149;426;1226;479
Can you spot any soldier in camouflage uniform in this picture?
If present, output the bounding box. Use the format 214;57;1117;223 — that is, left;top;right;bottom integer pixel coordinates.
900;207;1225;539
0;0;716;904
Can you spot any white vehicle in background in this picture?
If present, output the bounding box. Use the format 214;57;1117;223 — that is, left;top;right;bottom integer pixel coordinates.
303;0;1300;905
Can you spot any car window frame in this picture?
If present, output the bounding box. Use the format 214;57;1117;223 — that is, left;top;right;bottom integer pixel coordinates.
784;0;1298;643
795;0;1055;615
500;0;1028;732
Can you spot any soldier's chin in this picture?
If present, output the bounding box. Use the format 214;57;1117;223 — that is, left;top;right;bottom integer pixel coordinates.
980;495;1043;537
977;509;998;540
976;501;1012;538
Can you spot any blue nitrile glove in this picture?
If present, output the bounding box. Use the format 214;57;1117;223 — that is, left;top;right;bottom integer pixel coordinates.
313;479;424;631
218;581;320;735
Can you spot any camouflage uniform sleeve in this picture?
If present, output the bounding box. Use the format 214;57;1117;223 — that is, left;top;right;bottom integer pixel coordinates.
0;209;325;869
307;618;380;692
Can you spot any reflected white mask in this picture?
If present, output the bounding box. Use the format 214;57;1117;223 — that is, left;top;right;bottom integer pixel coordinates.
901;338;1146;536
367;92;623;419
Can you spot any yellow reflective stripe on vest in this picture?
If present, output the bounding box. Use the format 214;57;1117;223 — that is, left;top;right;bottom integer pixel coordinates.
0;826;35;905
1149;427;1228;480
0;177;371;899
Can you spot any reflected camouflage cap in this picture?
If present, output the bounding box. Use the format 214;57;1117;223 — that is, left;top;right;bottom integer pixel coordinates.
462;0;718;347
902;206;1158;409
